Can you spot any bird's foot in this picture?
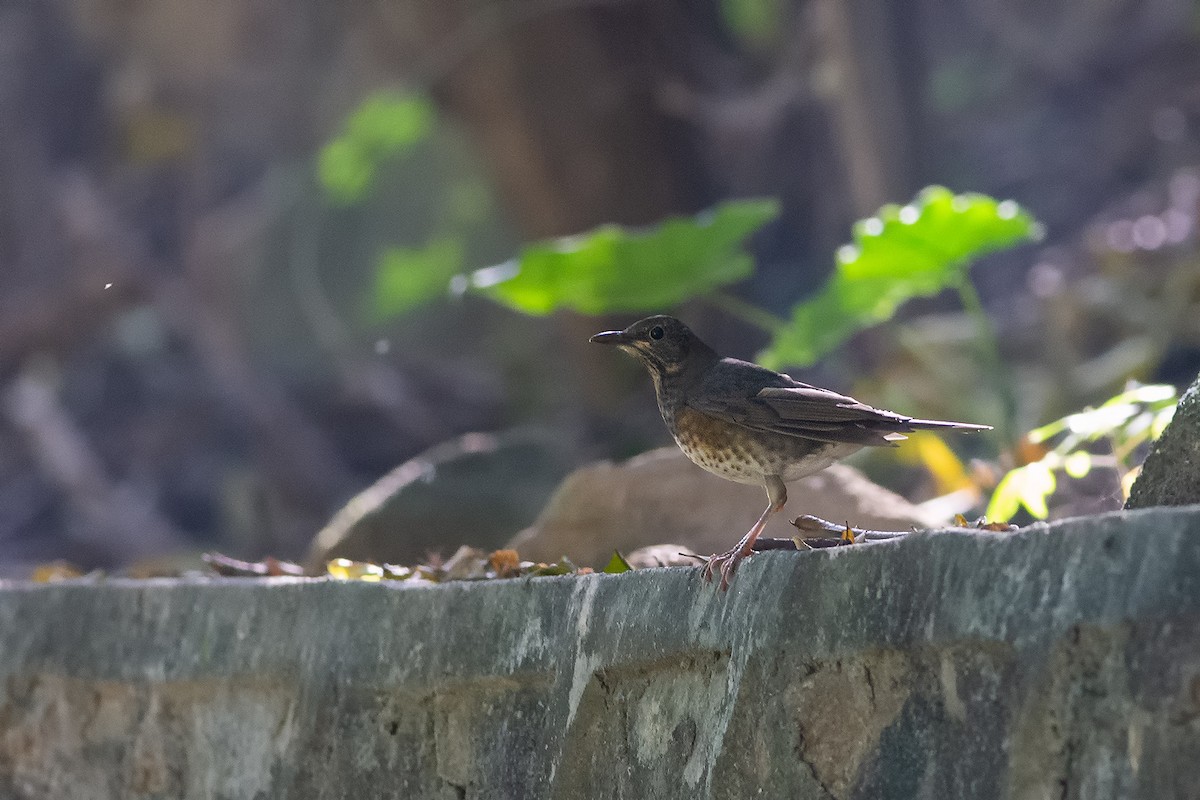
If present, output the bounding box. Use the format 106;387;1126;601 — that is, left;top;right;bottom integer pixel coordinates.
839;523;857;544
702;502;777;590
701;545;750;591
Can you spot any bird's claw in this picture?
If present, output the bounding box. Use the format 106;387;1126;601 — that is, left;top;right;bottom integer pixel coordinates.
701;548;746;591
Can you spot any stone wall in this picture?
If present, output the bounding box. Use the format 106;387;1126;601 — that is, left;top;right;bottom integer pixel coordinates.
3;506;1200;798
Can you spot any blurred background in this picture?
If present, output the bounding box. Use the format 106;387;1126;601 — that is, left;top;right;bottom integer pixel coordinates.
2;0;1200;574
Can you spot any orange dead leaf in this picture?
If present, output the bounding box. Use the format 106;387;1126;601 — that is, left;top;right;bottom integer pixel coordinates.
31;561;83;583
488;549;522;578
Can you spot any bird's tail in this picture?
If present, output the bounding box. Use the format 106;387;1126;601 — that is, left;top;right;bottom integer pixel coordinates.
905;418;992;433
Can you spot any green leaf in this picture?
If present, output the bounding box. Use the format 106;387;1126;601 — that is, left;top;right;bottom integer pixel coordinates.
371;239;464;319
1151;404;1176;440
346;92;434;154
318;92;435;205
603;550;633;574
759;187;1042;368
1028;383;1178;445
985;468;1022;524
986;460;1057;522
527;562;574;577
318;139;376;205
1062;451;1093;479
470;199;780;315
720;0;784;49
1020;462;1056;519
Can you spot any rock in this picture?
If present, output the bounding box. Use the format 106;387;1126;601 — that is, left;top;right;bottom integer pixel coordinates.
508;447;943;566
1127;374;1200;508
306;430;577;570
624;543;697;568
3;507;1200;798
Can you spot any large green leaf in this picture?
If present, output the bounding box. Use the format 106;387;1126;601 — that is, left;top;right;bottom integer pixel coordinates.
470;199;780;315
759;187;1042;368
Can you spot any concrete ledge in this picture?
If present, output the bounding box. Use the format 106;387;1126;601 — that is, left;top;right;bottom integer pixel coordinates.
3;507;1200;798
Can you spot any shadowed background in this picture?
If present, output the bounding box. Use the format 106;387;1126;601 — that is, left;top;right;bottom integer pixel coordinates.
1;0;1198;573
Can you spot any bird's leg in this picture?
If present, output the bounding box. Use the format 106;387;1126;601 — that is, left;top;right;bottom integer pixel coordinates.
703;476;787;590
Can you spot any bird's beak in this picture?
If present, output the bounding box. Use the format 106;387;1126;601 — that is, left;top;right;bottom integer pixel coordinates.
589;330;630;345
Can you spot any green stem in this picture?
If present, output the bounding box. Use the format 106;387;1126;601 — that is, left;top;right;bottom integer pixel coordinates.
704;291;788;334
956;279;1017;446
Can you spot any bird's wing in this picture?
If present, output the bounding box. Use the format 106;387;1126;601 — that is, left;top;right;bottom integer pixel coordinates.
686;360;919;447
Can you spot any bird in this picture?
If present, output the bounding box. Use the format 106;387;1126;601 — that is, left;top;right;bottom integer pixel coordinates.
590;315;990;589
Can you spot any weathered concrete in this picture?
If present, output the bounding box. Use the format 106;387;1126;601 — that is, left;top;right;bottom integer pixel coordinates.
4;507;1200;799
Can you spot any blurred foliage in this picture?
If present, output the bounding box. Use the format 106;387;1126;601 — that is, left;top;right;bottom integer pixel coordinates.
470;199;780;314
365;183;1037;383
318;92;436;205
986;383;1177;521
719;0;785;51
123;107;194;165
759;186;1043;369
900;431;977;495
372;239;465;320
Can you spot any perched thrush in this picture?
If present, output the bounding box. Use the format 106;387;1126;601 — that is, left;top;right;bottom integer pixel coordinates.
590;315;990;589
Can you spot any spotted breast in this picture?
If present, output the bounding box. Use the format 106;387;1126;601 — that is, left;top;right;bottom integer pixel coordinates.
667;406;856;486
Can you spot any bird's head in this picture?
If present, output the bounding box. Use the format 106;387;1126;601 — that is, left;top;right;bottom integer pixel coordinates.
589;315;714;378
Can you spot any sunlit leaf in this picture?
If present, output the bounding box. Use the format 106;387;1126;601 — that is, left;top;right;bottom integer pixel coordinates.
371;239;464;319
989;383;1177;521
986;469;1021;523
31;561;84;582
901;431;973;494
1026;417;1066;444
759;187;1042;368
603;550;633;574
1122;411;1154;441
1121;464;1142;499
1151;405;1176;439
326;558;385;582
472;199;780;315
986;461;1056;521
1062;451;1093;479
1105;383;1176;406
1028;383;1177;444
1063;404;1139;439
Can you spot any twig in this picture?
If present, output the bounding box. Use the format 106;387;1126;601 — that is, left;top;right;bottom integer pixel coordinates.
674;517;913;562
765;514;913;549
203;552;306;577
753;533;908;551
790;514;913;539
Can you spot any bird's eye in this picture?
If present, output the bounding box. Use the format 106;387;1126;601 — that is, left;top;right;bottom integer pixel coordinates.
650;326;664;340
